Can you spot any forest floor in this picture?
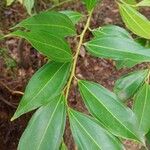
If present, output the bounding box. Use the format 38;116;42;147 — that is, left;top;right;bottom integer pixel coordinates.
0;0;150;150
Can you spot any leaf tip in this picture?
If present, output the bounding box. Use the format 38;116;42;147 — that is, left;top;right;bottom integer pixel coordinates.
10;116;16;121
83;42;87;46
10;112;19;121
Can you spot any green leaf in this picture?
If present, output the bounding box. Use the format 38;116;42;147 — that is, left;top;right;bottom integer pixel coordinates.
60;10;83;25
10;30;73;62
18;0;23;4
146;131;150;144
115;59;140;69
7;0;15;6
0;32;4;40
92;25;137;69
135;38;148;47
11;62;71;120
60;141;68;150
78;80;144;142
18;95;66;150
136;0;150;7
114;70;148;101
116;38;150;69
133;83;150;135
82;0;101;12
119;3;150;39
92;25;132;39
23;0;34;15
7;0;34;15
85;36;150;67
123;0;137;4
14;11;76;38
69;109;124;150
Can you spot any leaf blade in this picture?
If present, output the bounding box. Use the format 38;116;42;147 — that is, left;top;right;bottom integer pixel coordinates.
60;10;83;25
14;11;76;37
82;0;101;11
18;95;66;150
92;25;140;69
133;83;150;135
78;80;144;142
114;70;148;101
85;36;150;66
23;0;34;15
92;25;132;39
69;109;124;150
10;30;73;62
119;3;150;39
12;62;71;120
7;0;15;6
137;0;150;7
60;141;68;150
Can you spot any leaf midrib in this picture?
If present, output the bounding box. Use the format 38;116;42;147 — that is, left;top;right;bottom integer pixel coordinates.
120;4;150;38
80;82;138;139
69;14;81;19
122;72;144;89
70;111;102;150
37;96;62;150
26;37;72;58
86;43;150;60
20;24;75;33
18;63;67;114
138;84;149;130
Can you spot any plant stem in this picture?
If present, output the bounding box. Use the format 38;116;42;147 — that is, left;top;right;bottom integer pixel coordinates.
0;81;24;96
0;95;17;109
65;10;93;100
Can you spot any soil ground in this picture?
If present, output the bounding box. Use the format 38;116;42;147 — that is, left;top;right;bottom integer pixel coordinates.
0;0;150;150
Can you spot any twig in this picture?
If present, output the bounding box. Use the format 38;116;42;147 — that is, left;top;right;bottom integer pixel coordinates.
0;81;24;96
17;38;28;68
65;10;93;100
5;45;18;64
0;95;17;108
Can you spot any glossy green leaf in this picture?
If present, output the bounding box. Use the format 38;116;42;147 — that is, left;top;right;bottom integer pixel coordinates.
92;25;132;39
119;3;150;39
82;0;101;11
60;10;83;25
23;0;34;15
91;25;149;69
92;25;137;69
7;0;15;6
114;70;148;101
116;38;150;69
10;30;73;62
69;109;124;150
137;0;150;7
78;80;144;142
60;141;68;150
135;38;149;47
115;59;140;69
85;36;150;66
146;131;150;144
18;95;66;150
18;0;23;3
133;83;150;135
123;0;137;4
14;11;76;37
6;0;34;14
11;62;71;120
